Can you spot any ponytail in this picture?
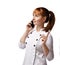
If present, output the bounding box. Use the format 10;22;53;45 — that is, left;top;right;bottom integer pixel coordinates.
44;11;55;32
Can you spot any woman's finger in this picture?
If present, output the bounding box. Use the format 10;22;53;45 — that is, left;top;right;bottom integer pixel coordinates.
41;38;46;43
40;31;50;39
27;23;32;27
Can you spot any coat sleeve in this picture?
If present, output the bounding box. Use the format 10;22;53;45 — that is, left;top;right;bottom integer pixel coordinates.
18;41;26;49
46;34;54;61
18;29;34;49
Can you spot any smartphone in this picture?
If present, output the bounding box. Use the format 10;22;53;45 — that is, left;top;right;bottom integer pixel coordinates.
31;20;34;28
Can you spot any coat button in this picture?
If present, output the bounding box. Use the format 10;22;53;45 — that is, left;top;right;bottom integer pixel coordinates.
36;39;38;41
40;34;41;36
30;32;32;34
42;55;44;58
25;42;27;44
27;36;29;38
33;45;35;47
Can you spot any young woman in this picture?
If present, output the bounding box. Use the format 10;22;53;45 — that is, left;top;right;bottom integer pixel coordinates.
18;7;55;65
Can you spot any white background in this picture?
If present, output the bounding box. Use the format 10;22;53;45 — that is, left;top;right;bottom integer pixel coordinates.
0;0;60;65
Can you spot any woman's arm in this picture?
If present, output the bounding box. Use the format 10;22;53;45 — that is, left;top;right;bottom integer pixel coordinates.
42;43;49;56
20;30;29;43
41;33;54;61
41;31;50;56
18;30;29;49
20;23;33;43
19;23;33;49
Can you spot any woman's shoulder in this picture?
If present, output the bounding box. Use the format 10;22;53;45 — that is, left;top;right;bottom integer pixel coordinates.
41;30;53;38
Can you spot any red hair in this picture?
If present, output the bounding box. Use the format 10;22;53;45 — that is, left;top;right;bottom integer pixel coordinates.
33;7;55;32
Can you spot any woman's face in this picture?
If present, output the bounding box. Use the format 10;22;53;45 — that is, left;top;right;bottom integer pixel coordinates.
33;10;45;26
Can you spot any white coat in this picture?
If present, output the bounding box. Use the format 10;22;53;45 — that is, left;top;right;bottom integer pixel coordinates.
18;27;54;65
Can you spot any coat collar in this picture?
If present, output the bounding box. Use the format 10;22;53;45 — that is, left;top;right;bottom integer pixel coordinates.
33;26;44;32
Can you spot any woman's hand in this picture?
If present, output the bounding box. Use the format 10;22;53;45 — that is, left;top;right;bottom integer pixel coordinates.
40;31;50;44
40;31;50;56
26;22;33;33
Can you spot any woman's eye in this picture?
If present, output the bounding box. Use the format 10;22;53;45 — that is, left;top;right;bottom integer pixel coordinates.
35;15;39;17
33;14;40;17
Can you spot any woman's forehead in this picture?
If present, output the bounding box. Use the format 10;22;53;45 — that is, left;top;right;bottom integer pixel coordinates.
33;9;43;15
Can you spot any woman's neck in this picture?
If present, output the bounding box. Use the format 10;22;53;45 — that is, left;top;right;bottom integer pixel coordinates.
36;25;44;32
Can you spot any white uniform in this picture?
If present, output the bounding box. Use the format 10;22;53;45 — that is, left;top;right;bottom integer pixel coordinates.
19;27;54;65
